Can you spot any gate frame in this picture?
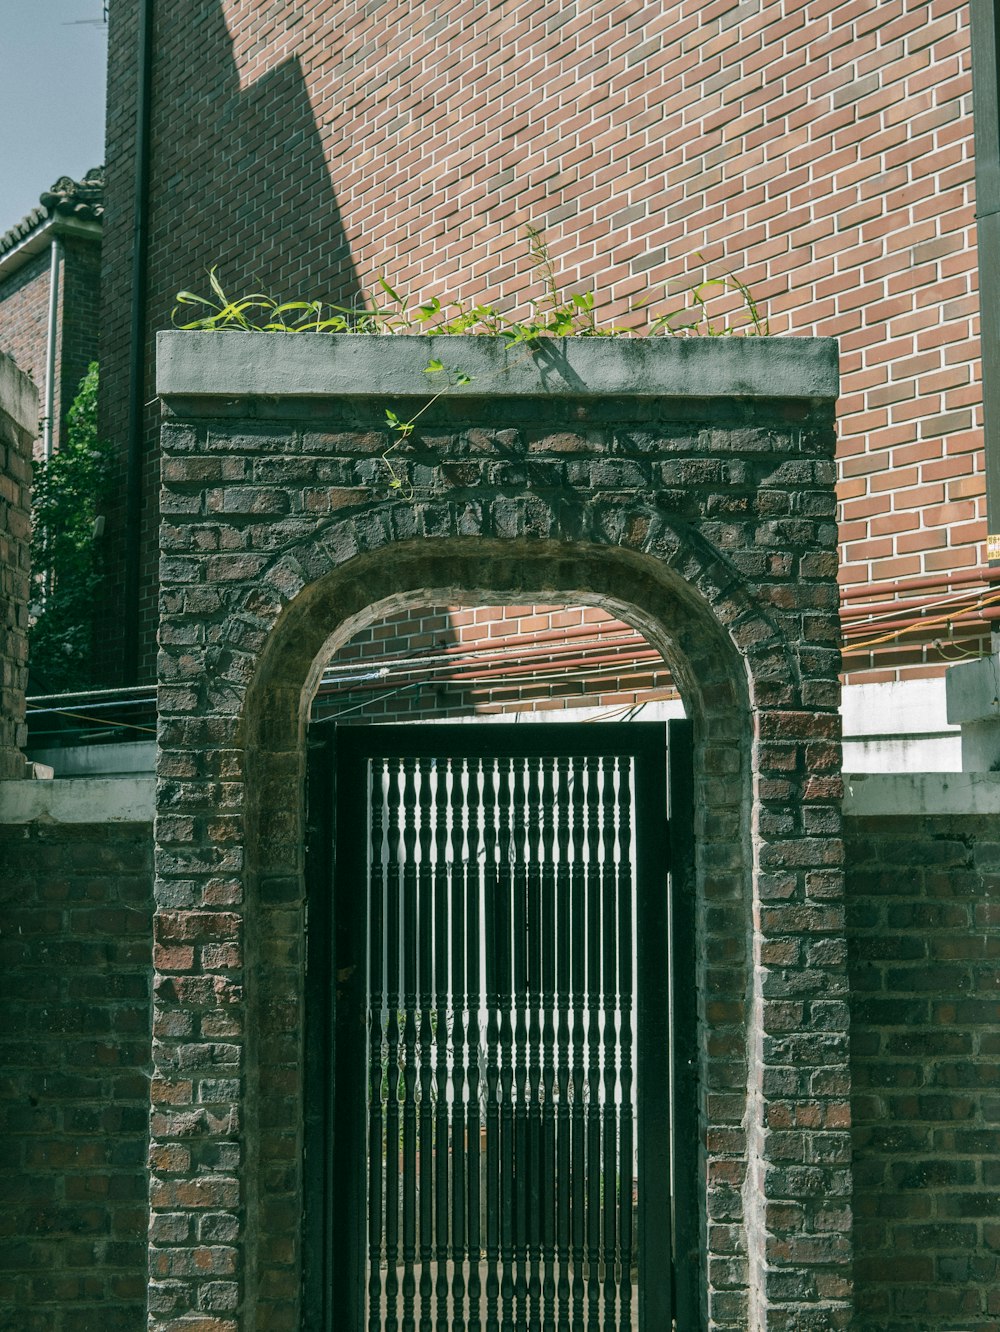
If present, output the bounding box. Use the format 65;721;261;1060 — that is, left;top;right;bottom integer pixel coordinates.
303;720;697;1331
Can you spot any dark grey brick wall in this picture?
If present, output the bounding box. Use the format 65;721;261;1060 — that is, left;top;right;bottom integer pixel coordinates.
846;813;1000;1332
0;820;153;1332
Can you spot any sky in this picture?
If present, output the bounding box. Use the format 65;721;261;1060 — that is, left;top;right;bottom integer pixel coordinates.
0;0;107;232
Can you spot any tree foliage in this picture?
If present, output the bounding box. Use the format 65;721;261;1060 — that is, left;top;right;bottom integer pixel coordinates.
29;363;113;694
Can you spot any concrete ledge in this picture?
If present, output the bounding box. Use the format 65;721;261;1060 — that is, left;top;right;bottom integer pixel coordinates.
1;772;996;825
843;770;1000;817
0;776;154;824
0;348;38;438
156;330;839;401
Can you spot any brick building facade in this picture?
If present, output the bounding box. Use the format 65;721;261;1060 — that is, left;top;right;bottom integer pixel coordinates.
0;171;103;457
99;0;987;689
0;2;998;1329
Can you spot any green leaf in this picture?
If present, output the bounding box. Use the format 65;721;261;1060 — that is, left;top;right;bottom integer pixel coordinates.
378;276;403;303
454;372;473;386
424;359;445;374
208;267;228;305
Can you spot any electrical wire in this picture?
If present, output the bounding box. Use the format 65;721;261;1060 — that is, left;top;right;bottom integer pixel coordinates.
25;704;156;735
840;583;996;634
845;588;1000;652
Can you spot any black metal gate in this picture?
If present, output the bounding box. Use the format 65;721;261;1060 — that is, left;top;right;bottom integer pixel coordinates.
305;722;696;1331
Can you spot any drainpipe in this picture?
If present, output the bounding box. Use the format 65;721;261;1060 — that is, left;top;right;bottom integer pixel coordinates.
42;234;63;458
971;1;1000;576
123;0;155;683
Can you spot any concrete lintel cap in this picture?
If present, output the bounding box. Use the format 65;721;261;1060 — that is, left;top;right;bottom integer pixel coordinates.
156;330;839;401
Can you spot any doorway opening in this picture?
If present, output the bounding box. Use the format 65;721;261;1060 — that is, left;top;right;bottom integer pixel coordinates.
303;603;698;1330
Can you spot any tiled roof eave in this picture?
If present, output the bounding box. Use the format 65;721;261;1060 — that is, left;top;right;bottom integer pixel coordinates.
0;206;47;258
0;167;104;268
0;213;102;288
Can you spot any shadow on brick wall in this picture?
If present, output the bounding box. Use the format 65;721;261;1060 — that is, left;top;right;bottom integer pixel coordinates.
100;0;363;683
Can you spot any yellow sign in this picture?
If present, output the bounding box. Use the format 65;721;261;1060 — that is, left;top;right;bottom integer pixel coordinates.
990;534;1000;562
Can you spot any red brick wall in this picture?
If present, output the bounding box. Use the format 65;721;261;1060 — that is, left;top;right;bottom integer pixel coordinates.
0;255;50;432
102;0;986;684
325;603;677;722
0;820;153;1332
0;238;101;456
847;812;1000;1330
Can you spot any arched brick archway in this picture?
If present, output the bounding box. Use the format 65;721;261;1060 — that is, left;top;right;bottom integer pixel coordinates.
151;333;848;1331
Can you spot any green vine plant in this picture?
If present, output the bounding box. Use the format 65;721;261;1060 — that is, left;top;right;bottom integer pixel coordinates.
173;233;770;495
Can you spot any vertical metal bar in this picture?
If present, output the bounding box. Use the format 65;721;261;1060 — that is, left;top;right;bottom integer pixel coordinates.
418;764;435;1332
539;759;558;1332
585;756;603;1329
446;759;467;1331
303;738;334;1332
385;761;403;1332
511;758;529;1327
332;750;367;1332
402;759;419;1332
526;758;544;1331
434;763;452;1331
498;760;517;1331
602;758;619;1331
615;756;635;1332
368;761;387;1332
636;735;671;1332
554;757;572;1332
569;756;587;1330
464;760;483;1332
668;719;698;1330
482;759;501;1332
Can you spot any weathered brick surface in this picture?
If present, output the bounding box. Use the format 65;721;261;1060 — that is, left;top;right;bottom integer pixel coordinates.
0;353;36;780
152;369;848;1330
102;0;984;684
0;820;153;1332
846;813;1000;1332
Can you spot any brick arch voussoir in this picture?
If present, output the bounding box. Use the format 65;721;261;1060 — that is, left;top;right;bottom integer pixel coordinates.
246;493;797;713
634;506;796;679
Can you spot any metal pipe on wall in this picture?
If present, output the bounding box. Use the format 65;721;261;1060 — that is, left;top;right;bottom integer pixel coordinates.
42;233;63;459
970;0;1000;568
123;0;155;683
